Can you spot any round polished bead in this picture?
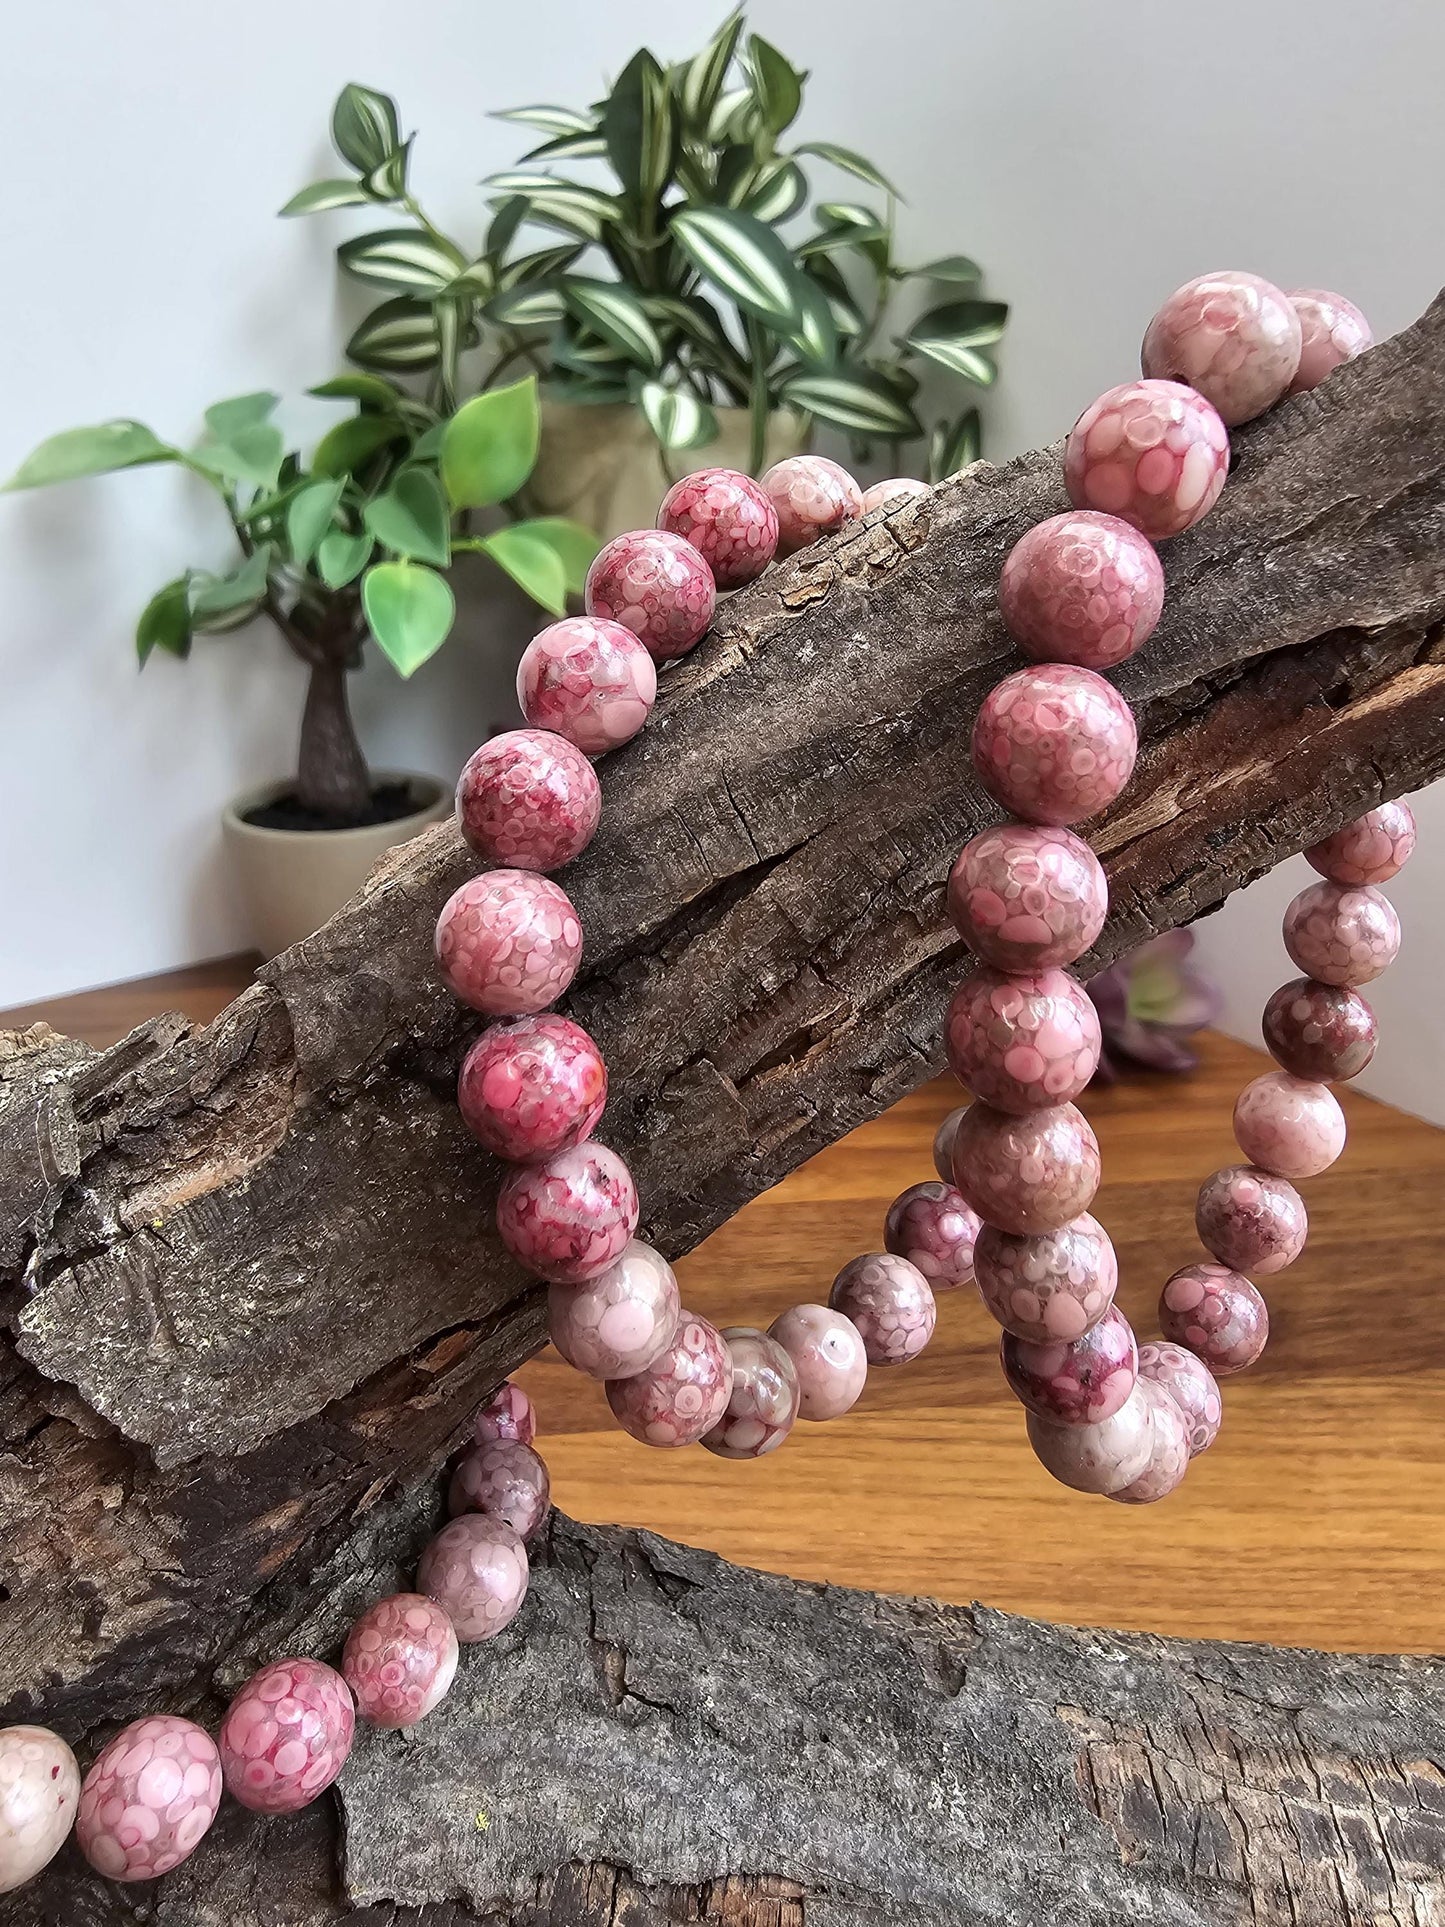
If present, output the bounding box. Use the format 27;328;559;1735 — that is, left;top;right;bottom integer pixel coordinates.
458;1015;606;1164
1160;1262;1268;1374
1142;271;1301;425
702;1327;800;1459
473;1380;535;1447
972;663;1137;827
448;1438;551;1542
605;1311;732;1446
656;467;778;589
883;1181;980;1290
951;1100;1101;1236
829;1253;936;1366
1065;379;1229;539
1136;1340;1222;1456
860;476;928;514
1288;289;1373;393
760;455;863;556
1305;800;1416;885
948;823;1107;973
974;1211;1117;1342
1233;1071;1346;1179
342;1594;459;1730
516;615;657;755
456;729;600;874
1196;1165;1307;1275
1283;880;1400;988
767;1303;868;1420
418;1514;529;1642
998;511;1164;670
0;1726;79;1894
436;870;582;1017
584;528;715;661
76;1716;220;1882
1263;977;1377;1082
219;1660;353;1815
548;1238;680;1380
1001;1303;1137;1426
1108;1378;1192;1504
945;964;1100;1113
1025;1382;1155;1495
932;1104;968;1183
496;1142;639;1285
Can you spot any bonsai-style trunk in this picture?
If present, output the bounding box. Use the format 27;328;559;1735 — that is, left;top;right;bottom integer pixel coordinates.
281;597;372;822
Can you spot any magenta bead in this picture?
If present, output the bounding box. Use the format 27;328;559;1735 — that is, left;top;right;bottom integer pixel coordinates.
218;1659;353;1816
1196;1165;1307;1275
418;1514;529;1643
0;1726;79;1895
547;1238;680;1381
702;1327;800;1459
883;1181;980;1290
860;476;928;514
1263;978;1377;1081
342;1594;459;1730
1142;271;1301;426
1025;1383;1155;1495
1288;289;1373;393
458;1015;606;1163
974;1211;1117;1342
435;870;582;1017
945;964;1100;1113
948;822;1108;973
497;1142;639;1286
999;511;1164;670
455;728;600;873
767;1303;868;1420
972;663;1137;827
516;615;657;755
1108;1378;1192;1505
829;1253;936;1366
449;1438;551;1541
473;1380;535;1446
1283;880;1400;988
656;467;778;589
1001;1303;1137;1426
760;455;863;556
1136;1340;1222;1456
76;1716;220;1882
1160;1262;1268;1374
1065;379;1229;540
932;1105;968;1183
605;1311;732;1446
1233;1071;1346;1179
1306;801;1416;885
584;528;715;661
951;1100;1101;1236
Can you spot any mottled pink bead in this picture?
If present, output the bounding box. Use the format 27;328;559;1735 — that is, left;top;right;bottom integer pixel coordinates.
76;1716;220;1883
1160;1262;1268;1375
945;964;1100;1113
584;528;715;661
760;455;863;556
1288;289;1373;393
455;729;600;873
829;1253;936;1366
548;1239;680;1381
418;1514;529;1642
1306;801;1416;885
767;1303;868;1420
342;1594;459;1730
219;1660;353;1816
948;823;1107;973
883;1181;980;1290
1233;1071;1346;1179
951;1101;1101;1236
999;511;1164;670
1142;271;1301;425
860;476;928;514
1263;978;1377;1082
496;1142;639;1285
448;1439;550;1542
458;1015;606;1164
435;870;582;1017
702;1327;799;1459
1001;1303;1137;1425
932;1105;968;1183
656;467;778;589
1283;880;1400;988
1196;1165;1307;1275
516;616;657;756
0;1726;79;1894
1025;1382;1155;1495
972;663;1137;827
1065;379;1229;540
606;1311;732;1446
974;1211;1118;1342
473;1380;535;1446
1108;1378;1192;1505
1136;1340;1222;1457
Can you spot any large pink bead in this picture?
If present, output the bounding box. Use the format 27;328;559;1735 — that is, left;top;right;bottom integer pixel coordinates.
974;1211;1117;1342
883;1181;980;1290
971;664;1137;828
1025;1383;1155;1494
1288;289;1373;393
829;1253;936;1366
1306;800;1416;885
76;1716;220;1882
951;1101;1101;1236
584;528;715;661
1283;880;1400;988
767;1303;868;1420
0;1726;79;1894
932;1104;969;1183
948;823;1108;972
516;616;657;755
998;511;1164;670
456;729;600;873
860;476;928;514
1196;1165;1307;1275
1108;1378;1192;1505
1233;1071;1346;1179
496;1142;639;1285
1160;1262;1268;1374
473;1380;535;1446
605;1311;732;1446
1263;978;1377;1082
547;1238;680;1380
945;964;1100;1113
1001;1303;1137;1425
1141;271;1301;425
435;871;582;1016
656;467;778;589
448;1439;550;1542
1065;379;1229;539
342;1594;459;1729
218;1660;353;1815
702;1327;800;1459
458;1015;606;1164
760;455;863;556
1136;1340;1222;1457
418;1515;529;1642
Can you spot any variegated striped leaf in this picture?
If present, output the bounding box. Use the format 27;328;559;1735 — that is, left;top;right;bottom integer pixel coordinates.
677;10;743;130
639;380;718;451
490;104;596;138
741;158;806;225
346;298;444;372
330;84;400;175
670;205;806;332
278;179;374;217
781;369;922;439
795;142;900;199
337;228;468;295
603;49;676;207
910;339;998;385
563;279;663;371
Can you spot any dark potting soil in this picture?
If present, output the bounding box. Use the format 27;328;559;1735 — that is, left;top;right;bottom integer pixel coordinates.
242;782;428;835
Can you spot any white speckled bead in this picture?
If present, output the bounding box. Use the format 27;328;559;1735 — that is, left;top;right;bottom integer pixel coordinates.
1305;801;1416;885
829;1253;936;1366
1107;1378;1192;1504
1025;1381;1156;1494
883;1181;980;1290
418;1515;530;1643
546;1239;681;1381
0;1726;80;1894
1233;1071;1346;1179
1283;880;1401;988
1288;289;1373;393
932;1105;969;1183
767;1304;869;1421
702;1327;800;1458
1142;270;1301;425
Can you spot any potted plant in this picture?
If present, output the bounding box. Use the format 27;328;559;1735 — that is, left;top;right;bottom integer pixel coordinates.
4;376;596;955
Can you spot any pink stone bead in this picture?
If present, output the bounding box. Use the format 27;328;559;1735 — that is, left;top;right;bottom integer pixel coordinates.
945;964;1101;1113
974;1211;1118;1342
458;1015;607;1164
1288;289;1373;393
1142;271;1302;426
1283;880;1400;988
548;1239;680;1381
702;1327;800;1459
1196;1165;1307;1275
448;1438;551;1542
1306;800;1416;885
584;528;716;661
218;1660;353;1816
418;1514;529;1642
342;1594;459;1729
828;1253;936;1366
932;1104;968;1183
998;512;1165;670
1001;1303;1137;1425
1108;1378;1192;1504
1160;1262;1269;1375
605;1311;732;1446
0;1726;79;1894
1136;1340;1222;1457
656;467;778;589
496;1142;639;1285
860;476;928;514
972;663;1138;828
948;823;1108;973
951;1101;1101;1237
1025;1382;1155;1495
1065;379;1229;540
1233;1071;1346;1179
516;616;657;756
1263;977;1377;1082
883;1180;980;1290
455;728;601;873
473;1380;535;1447
767;1303;868;1420
435;870;582;1017
760;455;863;556
76;1716;221;1883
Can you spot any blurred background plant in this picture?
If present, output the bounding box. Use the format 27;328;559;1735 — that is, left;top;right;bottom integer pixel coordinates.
1087;931;1224;1083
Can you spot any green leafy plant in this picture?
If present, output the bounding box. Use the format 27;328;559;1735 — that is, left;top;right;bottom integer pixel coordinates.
4;377;596;819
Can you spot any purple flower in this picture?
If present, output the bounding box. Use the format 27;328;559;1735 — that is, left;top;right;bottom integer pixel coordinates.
1087;929;1222;1083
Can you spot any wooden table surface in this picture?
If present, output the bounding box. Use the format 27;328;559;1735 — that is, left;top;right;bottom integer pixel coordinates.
7;958;1444;1655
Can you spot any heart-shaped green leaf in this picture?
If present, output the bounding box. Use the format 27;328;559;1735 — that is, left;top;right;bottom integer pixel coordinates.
136;578;192;665
188;544;273;631
362;561;455;676
311;414;406;479
509;517;601;596
440;377;540;509
4;420;175;490
286;478;348;566
478;525;569;615
362;467;451;567
317;529;374;588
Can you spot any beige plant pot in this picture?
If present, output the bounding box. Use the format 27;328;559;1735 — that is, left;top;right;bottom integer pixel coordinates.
222;771;450;961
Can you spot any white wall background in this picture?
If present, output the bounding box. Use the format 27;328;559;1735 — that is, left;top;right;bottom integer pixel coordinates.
3;0;1444;1112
